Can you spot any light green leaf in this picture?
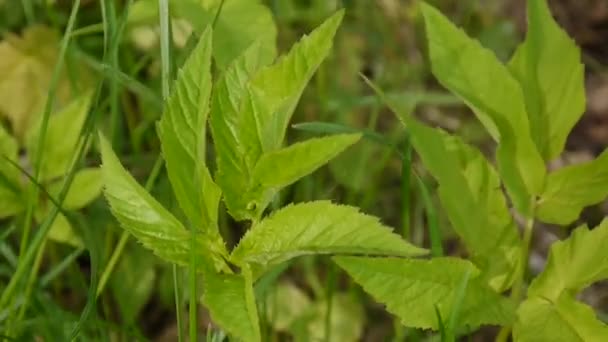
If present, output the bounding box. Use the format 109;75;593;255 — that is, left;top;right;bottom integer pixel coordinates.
201;266;260;342
211;41;273;221
231;201;427;271
111;244;156;324
420;3;545;214
536;150;608;225
44;211;82;247
528;219;608;301
247;134;360;211
0;124;22;218
27;92;92;182
403;118;520;291
266;282;312;332
507;0;585;161
99;134;227;271
48;168;103;210
333;256;515;330
157;28;222;238
213;11;344;220
514;294;608;342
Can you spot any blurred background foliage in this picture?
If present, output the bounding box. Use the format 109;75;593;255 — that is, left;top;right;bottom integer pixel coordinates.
0;0;606;340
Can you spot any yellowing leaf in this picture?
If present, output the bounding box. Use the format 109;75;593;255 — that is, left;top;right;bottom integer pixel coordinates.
536;150;608;225
231;201;427;271
0;25;91;140
514;294;608;342
508;0;585;161
528;219;608;301
333;256;515;330
0;124;23;217
157;28;222;237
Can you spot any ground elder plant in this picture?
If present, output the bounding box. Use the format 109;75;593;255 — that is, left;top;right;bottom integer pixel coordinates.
340;1;608;341
99;11;426;341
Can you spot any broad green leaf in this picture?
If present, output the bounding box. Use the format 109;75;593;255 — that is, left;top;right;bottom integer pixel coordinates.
27;92;92;182
231;201;427;271
213;11;344;220
333;256;515;330
528;219;608;301
48;168;103;210
0;124;22;217
402;118;520;291
508;0;585;161
0;25;92;140
211;41;273;221
247;134;360;211
99;134;227;271
536;150;608;225
156;28;222;238
514;294;608;342
420;3;545;214
201;266;260;342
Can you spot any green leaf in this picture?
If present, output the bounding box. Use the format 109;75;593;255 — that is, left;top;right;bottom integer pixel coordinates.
99;134;227;271
213;11;344;220
27;92;92;182
536;150;608;225
48;168;103;210
333;256;515;330
528;219;608;301
45;212;83;247
514;294;608;342
201;266;260;342
507;0;585;161
156;27;222;238
231;201;427;271
248;134;360;210
420;2;545;214
402;119;520;291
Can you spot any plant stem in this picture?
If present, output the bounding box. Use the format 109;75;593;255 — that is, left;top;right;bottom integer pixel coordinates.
496;202;536;342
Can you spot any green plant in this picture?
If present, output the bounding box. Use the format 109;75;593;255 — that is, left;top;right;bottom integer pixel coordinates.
99;11;426;341
338;1;608;341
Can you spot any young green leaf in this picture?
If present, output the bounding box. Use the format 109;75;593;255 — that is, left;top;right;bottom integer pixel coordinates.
527;219;608;301
201;266;260;342
211;41;274;221
247;134;360;211
419;3;545;214
333;256;515;330
396;117;520;291
48;168;102;210
230;201;427;270
536;150;608;225
212;11;344;220
156;27;222;235
27;92;92;182
514;294;608;342
99;134;227;270
507;0;585;161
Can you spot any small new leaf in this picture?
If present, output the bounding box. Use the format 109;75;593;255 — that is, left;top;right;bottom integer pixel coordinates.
231;201;427;270
528;219;608;301
514;294;608;342
333;256;515;330
536;150;608;225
